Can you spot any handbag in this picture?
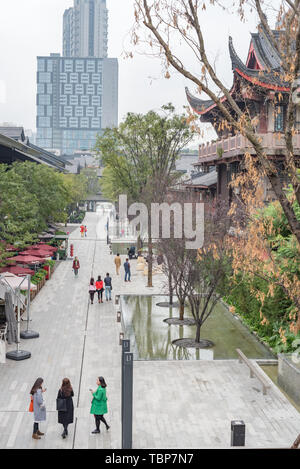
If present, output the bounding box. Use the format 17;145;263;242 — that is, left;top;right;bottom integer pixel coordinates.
56;397;67;412
29;396;33;413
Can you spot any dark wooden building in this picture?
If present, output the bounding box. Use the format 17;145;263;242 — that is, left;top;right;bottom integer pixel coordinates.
186;25;300;205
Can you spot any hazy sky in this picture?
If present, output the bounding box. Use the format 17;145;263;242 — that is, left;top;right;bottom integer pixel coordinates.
0;0;260;136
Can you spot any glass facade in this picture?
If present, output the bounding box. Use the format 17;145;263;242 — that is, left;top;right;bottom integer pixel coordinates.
36;56;108;155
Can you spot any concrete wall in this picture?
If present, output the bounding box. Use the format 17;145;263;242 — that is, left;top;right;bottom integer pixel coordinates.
278;354;300;405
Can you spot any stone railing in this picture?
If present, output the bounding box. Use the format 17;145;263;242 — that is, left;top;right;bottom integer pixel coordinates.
198;133;300;160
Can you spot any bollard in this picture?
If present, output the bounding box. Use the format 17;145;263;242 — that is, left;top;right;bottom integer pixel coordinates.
122;352;133;449
119;332;124;345
231;420;245;447
115;295;120;305
117;311;121;323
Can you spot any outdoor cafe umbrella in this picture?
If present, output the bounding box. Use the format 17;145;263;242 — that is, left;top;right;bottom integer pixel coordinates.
8;255;46;264
0;266;34;276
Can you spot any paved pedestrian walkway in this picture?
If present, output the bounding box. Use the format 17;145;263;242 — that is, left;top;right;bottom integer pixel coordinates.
0;211;122;449
0;210;299;449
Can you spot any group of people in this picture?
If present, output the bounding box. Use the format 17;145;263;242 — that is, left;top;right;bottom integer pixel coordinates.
114;253;131;282
30;376;109;440
88;274;112;304
80;225;87;238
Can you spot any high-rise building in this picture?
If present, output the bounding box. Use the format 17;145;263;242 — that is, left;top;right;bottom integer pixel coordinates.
36;0;118;155
63;0;108;59
36;54;118;155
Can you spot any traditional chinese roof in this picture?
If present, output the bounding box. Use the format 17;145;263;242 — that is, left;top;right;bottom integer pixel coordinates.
229;36;290;92
184;170;217;189
186;24;290;117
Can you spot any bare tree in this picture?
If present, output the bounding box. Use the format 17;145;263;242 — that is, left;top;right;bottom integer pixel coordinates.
132;0;300;244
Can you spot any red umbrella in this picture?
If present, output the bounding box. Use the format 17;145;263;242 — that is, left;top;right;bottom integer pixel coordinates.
33;244;58;252
8;255;45;264
0;266;35;276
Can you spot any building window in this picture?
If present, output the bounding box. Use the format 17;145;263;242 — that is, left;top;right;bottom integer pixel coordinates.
81;73;90;84
64;106;73;117
37;60;45;72
64;60;73;72
274;105;284;132
39;72;51;83
37;105;45;117
38;117;51;128
70;73;79;83
75;61;84;72
70;95;79;105
92;73;101;84
75;106;84;117
80;96;90;106
37;84;45;94
75;84;84;94
92;96;100;106
38;94;51;105
69;117;79;127
87;84;95;94
60;95;67;105
87;61;96;73
60;73;68;83
64;84;73;94
47;61;53;72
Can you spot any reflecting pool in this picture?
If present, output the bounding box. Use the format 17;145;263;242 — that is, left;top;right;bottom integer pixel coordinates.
121;295;275;361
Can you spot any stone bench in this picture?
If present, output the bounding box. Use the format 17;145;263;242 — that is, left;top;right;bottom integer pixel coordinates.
236;348;271;395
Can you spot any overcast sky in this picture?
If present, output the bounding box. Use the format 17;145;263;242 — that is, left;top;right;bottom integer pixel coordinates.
0;0;261;137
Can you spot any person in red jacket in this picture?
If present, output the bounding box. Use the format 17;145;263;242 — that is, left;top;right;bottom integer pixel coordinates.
72;257;80;277
95;276;104;303
80;225;85;238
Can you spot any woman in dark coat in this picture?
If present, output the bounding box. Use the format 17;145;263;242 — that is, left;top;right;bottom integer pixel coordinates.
57;378;74;439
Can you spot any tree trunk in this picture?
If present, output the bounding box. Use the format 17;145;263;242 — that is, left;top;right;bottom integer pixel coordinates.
169;271;173;305
179;301;185;320
147;213;153;287
195;321;201;343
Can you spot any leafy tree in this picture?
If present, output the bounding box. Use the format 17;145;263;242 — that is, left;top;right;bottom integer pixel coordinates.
95;104;195;286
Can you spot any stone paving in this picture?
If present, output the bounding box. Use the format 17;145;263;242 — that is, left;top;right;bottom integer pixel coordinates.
0;209;299;449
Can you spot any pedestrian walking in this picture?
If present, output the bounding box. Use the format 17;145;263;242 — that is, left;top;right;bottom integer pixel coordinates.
104;273;112;301
124;258;131;282
30;377;47;440
72;257;80;277
90;376;110;434
89;278;96;304
57;378;74;439
114;253;121;275
80;224;85;238
96;276;104;303
85;226;87;237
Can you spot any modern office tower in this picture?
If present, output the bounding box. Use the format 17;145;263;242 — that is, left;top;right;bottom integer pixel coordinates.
63;0;108;59
36;54;118;155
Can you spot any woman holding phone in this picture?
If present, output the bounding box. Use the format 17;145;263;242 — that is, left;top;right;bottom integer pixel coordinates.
30;377;47;440
90;376;110;434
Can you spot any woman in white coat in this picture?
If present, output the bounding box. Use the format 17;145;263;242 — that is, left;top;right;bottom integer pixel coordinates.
30;377;47;440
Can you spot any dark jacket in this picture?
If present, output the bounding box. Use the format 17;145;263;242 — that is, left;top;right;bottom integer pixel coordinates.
104;276;112;287
124;261;130;272
57;389;74;426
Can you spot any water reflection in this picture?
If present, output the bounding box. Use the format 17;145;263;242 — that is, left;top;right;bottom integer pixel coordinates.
122;295;275;361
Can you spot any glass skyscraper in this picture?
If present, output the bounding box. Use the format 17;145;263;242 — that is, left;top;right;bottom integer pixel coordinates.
63;0;108;59
36;0;118;155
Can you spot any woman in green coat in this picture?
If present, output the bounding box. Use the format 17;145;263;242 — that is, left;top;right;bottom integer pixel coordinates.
90;376;110;434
